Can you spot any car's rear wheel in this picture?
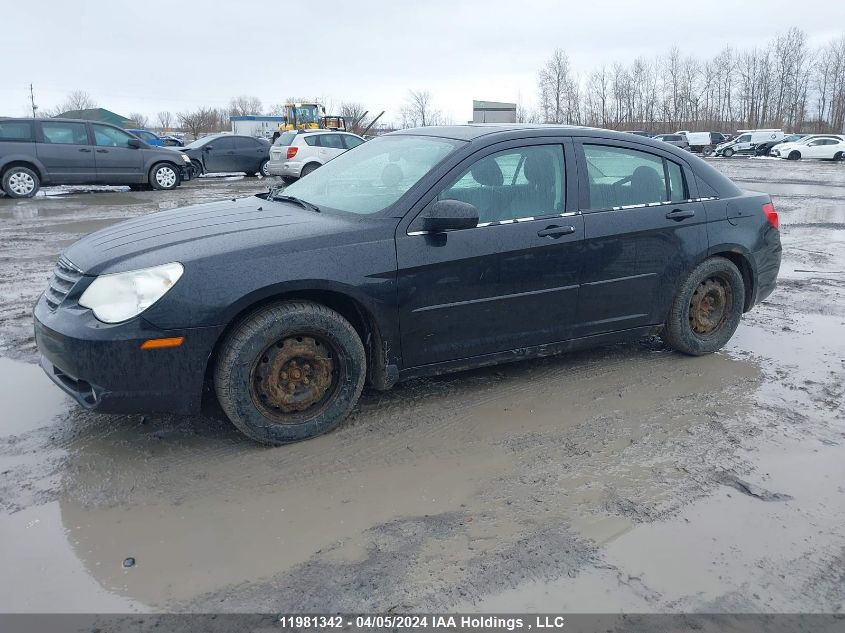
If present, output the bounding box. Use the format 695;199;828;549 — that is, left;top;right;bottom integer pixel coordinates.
260;159;270;177
722;148;734;158
661;257;745;356
702;146;714;157
214;301;366;445
834;151;844;162
2;166;40;198
300;162;320;177
788;151;801;160
149;163;179;190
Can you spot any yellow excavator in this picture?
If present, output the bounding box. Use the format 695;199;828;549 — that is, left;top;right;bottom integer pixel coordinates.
280;102;346;131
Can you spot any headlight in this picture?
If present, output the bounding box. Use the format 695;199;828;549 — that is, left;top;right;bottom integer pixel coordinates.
79;262;184;323
180;153;191;163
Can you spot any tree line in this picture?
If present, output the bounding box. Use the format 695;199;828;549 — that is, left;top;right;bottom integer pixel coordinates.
535;28;845;133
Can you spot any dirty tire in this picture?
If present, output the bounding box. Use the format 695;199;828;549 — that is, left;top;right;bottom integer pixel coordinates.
300;162;320;177
214;301;366;445
2;166;40;198
259;159;270;177
722;148;734;158
661;257;745;356
702;146;714;157
149;163;179;190
788;151;801;161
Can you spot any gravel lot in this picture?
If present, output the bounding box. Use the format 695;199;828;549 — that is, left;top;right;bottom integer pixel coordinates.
0;160;842;613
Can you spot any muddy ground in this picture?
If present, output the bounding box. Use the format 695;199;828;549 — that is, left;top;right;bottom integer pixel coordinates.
0;161;842;614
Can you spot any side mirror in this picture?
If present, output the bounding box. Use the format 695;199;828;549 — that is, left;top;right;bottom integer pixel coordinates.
204;145;213;151
127;138;142;149
421;199;478;233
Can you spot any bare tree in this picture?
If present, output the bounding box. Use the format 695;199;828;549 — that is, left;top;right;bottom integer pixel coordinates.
128;112;149;128
228;95;263;117
157;111;173;130
177;108;217;140
340;102;367;132
400;90;441;127
42;90;97;116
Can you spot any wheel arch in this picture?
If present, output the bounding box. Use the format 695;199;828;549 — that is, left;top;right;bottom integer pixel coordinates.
202;285;393;409
1;159;45;182
704;248;755;312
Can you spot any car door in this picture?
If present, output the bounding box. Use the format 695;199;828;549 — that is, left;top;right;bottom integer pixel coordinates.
234;136;268;172
91;124;144;183
733;134;752;154
317;134;346;163
574;139;708;337
35;121;95;183
806;138;837;158
202;136;239;172
395;140;584;368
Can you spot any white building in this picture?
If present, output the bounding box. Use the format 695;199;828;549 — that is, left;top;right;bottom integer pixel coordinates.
471;100;517;124
230;115;286;138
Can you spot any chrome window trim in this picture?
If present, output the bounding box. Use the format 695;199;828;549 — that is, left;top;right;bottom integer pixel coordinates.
588;196;719;213
407;211;579;236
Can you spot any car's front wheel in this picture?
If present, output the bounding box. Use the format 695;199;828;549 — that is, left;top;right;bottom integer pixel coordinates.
190;160;203;179
2;166;40;198
788;151;801;160
661;257;745;356
722;148;734;158
149;163;179;190
214;301;366;445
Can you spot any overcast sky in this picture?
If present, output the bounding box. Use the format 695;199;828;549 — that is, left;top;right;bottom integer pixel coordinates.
2;0;843;126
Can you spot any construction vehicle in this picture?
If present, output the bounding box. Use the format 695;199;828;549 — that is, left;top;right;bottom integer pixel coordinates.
280;102;347;132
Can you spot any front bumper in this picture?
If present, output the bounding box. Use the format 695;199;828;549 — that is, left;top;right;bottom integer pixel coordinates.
179;164;192;181
34;294;221;415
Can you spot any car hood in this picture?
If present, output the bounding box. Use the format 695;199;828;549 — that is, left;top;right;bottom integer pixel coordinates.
62;196;360;275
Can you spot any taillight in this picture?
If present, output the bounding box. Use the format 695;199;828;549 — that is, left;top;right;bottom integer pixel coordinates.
286;147;298;159
763;202;779;230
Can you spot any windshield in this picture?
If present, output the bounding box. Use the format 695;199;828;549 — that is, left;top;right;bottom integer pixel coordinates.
274;131;297;146
279;135;464;215
288;104;320;126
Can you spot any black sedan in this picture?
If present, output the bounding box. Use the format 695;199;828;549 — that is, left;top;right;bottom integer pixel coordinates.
34;124;781;445
180;133;271;178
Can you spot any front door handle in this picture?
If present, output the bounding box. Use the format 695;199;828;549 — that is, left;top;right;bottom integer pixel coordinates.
537;225;576;238
78;148;92;152
665;208;695;221
96;149;109;153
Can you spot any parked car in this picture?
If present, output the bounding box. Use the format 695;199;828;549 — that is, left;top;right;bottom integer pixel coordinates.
683;132;727;156
0;118;191;197
714;129;785;157
267;130;365;180
652;134;690;149
158;135;185;147
127;129;164;146
181;133;271;178
34;124;782;445
770;135;845;160
626;130;654;138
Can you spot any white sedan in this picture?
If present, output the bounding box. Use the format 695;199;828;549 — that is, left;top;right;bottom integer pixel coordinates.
771;135;845;161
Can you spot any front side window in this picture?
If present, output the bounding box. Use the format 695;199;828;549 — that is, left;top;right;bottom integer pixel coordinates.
583;144;686;209
93;124;133;148
41;122;88;145
737;134;751;143
280;134;463;215
209;137;236;150
0;121;34;141
438;145;565;223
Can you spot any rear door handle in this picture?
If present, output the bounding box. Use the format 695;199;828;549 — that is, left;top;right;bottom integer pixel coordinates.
665;208;695;220
78;148;92;153
96;149;108;153
537;225;576;238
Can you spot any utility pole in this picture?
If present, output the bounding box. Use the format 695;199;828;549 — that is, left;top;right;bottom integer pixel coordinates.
29;84;37;118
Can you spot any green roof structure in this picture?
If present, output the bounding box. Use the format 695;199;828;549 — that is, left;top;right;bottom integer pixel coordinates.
56;108;134;127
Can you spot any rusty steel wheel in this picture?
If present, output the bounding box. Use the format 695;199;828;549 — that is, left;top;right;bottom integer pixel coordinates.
662;257;745;356
215;301;366;444
688;276;733;337
250;334;340;422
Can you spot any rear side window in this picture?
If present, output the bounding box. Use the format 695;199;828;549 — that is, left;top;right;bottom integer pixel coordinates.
302;135;319;147
321;134;344;149
343;135;364;149
41;122;89;145
583;144;686;209
0;121;34;141
274;131;297;146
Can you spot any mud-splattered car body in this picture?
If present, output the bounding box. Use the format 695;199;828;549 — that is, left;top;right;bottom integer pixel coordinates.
33;124;781;422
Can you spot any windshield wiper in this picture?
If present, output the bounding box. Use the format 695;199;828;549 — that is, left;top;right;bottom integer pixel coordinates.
271;193;321;213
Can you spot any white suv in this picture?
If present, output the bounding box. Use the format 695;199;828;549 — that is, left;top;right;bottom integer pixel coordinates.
268;130;365;180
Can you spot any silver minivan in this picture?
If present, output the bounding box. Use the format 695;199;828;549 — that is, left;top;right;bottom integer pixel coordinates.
267;130;365;180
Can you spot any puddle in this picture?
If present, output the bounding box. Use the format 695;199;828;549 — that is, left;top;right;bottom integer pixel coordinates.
0;357;68;437
0;502;138;612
